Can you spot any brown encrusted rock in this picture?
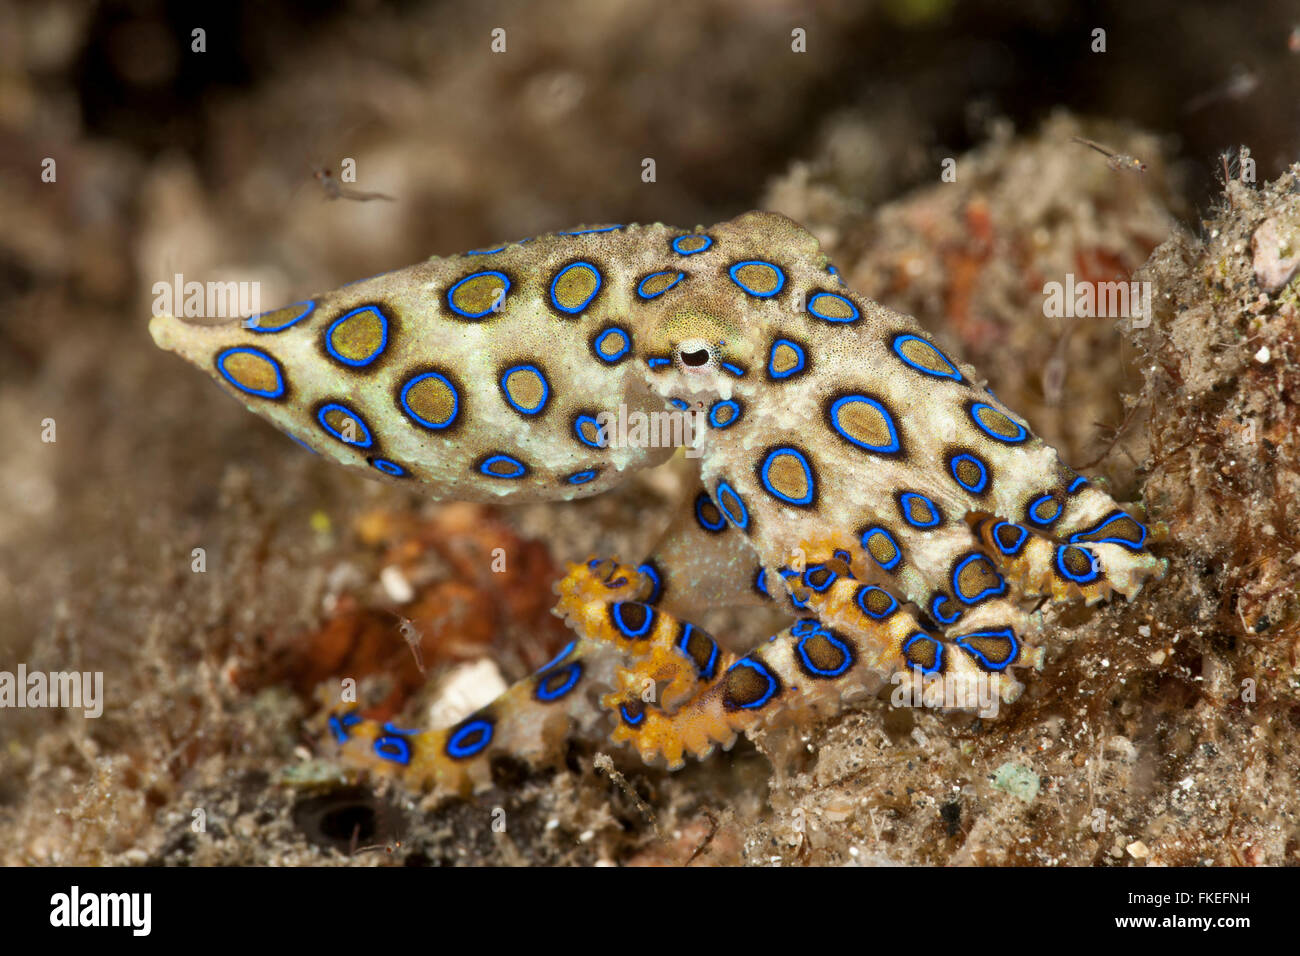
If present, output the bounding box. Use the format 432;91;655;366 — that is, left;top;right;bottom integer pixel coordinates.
1137;159;1300;700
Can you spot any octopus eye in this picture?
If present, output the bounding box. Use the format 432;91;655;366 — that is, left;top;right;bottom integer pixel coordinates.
680;347;711;367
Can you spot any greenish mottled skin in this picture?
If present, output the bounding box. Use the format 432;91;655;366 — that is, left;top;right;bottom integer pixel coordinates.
152;210;1165;788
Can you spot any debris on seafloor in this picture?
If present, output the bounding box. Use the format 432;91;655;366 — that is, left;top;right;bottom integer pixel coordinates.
1071;136;1148;173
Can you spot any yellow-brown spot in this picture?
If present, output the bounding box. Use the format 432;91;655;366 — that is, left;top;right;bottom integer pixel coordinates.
904;636;940;671
220;350;281;395
898;337;955;376
955;555;1002;602
733;263;781;294
865;530;899;567
639;271;683;297
861;587;896;618
722;659;779;710
764;451;812;503
327;307;386;365
771;342;800;374
958;633;1016;667
974;404;1022;439
503;367;548;414
449;272;509;317
403;374;458;427
831;397;897;451
811;293;855;319
551;263;601;313
955;458;984;489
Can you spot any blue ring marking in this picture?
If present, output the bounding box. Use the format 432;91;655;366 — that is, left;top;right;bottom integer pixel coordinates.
861;526;903;572
636;271;685;300
671;234;713;255
215;347;286;399
573;414;608;448
829;395;902;454
727;260;786;298
726;658;779;709
694;493;727;532
796;628;854;678
902;633;944;675
399;371;460;430
647;356;671;369
558;225;622;235
537;639;577;673
714;481;749;530
708;399;742;429
670;398;690;410
1027;493;1063;526
891;333;963;381
827;264;843;284
328;710;361;743
288;434;317;455
759;447;816;506
767;338;807;379
373;735;412;764
1055;544;1101;583
802;564;837;593
955;628;1019;672
951;554;1008;605
930;595;963;626
567;469;599;485
446;719;494;759
1069;512;1149;551
246;299;314;333
324;305;389;367
465;245;505;256
949;453;989;494
991;521;1029;556
754;567;769;596
807;291;861;324
535;661;583;701
549;261;603;315
1068;475;1089;493
383;721;421;735
899;491;941;529
478;454;527;479
720;362;746;377
610;602;656;640
499;363;550;415
316;402;373;448
791;619;818;637
855;585;899;620
637;562;663;604
930;594;963;625
447;270;511;318
593;327;631;362
619;703;645;726
968;401;1029;444
371;458;406;477
677;623;719;680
